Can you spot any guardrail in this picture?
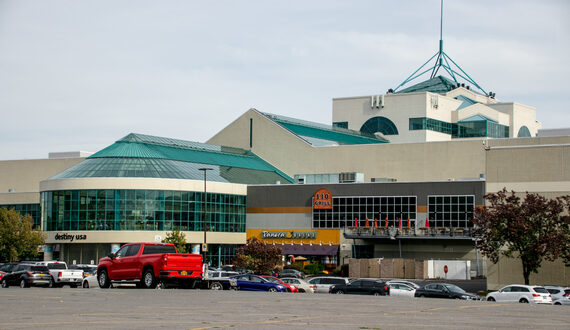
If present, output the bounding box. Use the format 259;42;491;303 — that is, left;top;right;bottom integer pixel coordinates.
343;226;474;240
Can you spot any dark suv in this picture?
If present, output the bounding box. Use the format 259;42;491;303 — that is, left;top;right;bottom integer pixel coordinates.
329;279;390;296
1;264;51;288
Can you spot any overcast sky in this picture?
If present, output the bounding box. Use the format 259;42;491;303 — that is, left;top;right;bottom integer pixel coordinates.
1;0;569;160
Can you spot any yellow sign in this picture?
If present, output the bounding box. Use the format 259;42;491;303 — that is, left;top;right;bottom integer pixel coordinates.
247;229;340;245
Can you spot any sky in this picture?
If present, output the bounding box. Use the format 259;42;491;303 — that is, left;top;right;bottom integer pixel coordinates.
1;0;569;160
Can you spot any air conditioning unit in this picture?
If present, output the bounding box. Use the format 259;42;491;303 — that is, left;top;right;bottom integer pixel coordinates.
339;172;364;183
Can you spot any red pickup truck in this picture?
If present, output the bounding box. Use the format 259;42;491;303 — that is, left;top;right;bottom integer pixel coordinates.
97;243;203;289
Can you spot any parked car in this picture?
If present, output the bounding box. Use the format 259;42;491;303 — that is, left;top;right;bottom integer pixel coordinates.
544;286;570;301
82;274;98;288
1;264;51;288
228;274;286;292
281;277;316;293
388;282;417;298
386;280;420;289
261;276;298;292
485;284;552;304
69;264;98;278
97;242;203;289
415;283;480;300
307;276;349;293
0;262;19;282
35;261;84;288
202;270;239;290
329;279;390;296
553;297;570;305
279;269;305;279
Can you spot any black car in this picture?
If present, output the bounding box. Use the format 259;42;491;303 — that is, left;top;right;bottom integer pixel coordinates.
329;279;390;296
0;262;19;281
278;269;305;279
1;264;51;288
414;283;480;300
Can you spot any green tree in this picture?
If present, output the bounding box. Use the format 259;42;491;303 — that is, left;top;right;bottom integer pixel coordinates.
233;237;282;274
161;230;188;253
472;189;570;285
0;208;45;262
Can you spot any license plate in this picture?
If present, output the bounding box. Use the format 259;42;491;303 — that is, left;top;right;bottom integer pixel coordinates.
180;271;187;276
39;274;44;276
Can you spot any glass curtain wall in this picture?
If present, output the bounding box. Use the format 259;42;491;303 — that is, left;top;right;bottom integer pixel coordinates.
0;204;41;229
313;196;417;228
427;195;475;228
41;189;246;232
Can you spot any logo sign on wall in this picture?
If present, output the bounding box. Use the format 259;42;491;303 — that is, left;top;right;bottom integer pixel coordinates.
313;188;332;209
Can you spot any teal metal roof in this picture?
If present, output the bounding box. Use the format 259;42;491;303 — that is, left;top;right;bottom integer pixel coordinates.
455;95;478;110
397;76;457;94
49;133;293;184
262;113;387;145
459;114;497;123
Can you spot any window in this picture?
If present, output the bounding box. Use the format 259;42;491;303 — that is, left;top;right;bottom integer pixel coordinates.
428;195;475;228
126;244;141;257
115;246;129;258
360;116;398;135
313;195;417;229
142;245;176;255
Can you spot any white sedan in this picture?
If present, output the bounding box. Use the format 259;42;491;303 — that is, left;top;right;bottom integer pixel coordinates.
82;274;99;288
388;283;416;297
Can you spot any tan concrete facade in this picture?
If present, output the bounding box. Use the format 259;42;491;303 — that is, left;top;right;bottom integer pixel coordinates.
0;157;84;204
209;109;570;287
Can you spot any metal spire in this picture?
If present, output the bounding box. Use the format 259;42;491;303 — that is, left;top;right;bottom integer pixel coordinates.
392;0;488;96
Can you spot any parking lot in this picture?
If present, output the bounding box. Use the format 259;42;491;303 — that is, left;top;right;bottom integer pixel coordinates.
0;287;568;329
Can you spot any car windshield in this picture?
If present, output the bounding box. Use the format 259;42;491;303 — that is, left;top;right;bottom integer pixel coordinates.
533;287;549;294
444;284;466;293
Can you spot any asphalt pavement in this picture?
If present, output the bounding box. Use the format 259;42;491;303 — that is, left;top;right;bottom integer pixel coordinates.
0;286;567;329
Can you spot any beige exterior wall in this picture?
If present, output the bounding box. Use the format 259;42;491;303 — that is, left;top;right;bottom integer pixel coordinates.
208;109;487;182
45;230;245;245
487;257;570;290
40;177;247;196
485;143;570;195
0;157;84;205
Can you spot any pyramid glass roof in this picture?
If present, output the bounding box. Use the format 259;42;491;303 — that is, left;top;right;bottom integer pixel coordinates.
49;133;292;184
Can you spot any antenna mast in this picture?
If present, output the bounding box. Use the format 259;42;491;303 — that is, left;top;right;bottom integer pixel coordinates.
392;0;488;95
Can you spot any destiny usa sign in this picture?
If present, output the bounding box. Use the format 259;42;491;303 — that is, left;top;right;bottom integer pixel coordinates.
313;188;332;209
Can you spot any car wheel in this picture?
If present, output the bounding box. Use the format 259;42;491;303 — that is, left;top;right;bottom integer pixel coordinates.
554;302;561;305
268;287;278;292
20;279;27;288
210;282;223;290
98;270;111;289
230;286;238;291
487;297;495;302
519;298;529;303
335;290;344;294
48;277;55;288
1;279;8;288
83;281;89;289
373;291;381;296
142;269;156;289
418;294;425;298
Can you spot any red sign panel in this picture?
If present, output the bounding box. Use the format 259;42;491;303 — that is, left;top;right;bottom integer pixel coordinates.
313;188;333;210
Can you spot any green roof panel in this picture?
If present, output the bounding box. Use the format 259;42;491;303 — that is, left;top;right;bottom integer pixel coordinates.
262;113;387;145
397;76;457;94
49;133;293;184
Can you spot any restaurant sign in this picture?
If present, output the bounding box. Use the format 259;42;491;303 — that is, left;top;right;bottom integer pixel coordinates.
313;188;332;210
261;231;317;239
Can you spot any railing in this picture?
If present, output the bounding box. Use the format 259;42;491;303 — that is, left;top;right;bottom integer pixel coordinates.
343;226;474;239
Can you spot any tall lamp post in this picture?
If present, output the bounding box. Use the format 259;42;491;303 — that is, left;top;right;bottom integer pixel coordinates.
199;168;213;265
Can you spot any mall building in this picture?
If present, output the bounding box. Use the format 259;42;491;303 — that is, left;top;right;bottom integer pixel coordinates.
1;75;569;289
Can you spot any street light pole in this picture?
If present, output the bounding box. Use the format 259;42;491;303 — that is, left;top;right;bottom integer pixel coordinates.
199;168;213;265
